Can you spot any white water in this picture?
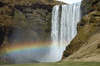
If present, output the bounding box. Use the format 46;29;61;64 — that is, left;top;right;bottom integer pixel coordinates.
51;2;81;61
3;2;81;63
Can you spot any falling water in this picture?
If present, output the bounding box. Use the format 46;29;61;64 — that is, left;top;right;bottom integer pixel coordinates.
1;2;81;63
51;2;81;61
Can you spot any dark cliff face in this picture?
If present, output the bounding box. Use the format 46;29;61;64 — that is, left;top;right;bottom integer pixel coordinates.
81;0;100;16
0;2;14;46
0;0;65;46
63;0;100;62
9;4;52;43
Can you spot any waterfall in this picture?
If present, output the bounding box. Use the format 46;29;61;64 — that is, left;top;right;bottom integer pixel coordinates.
2;2;81;63
51;2;81;61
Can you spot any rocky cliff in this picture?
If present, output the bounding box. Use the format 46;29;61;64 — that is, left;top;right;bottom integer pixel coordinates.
63;0;100;62
0;0;65;48
0;1;14;47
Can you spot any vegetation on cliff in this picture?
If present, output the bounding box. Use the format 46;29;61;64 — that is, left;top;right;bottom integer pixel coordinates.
0;1;14;46
0;0;64;5
63;0;100;62
81;0;100;16
0;0;64;48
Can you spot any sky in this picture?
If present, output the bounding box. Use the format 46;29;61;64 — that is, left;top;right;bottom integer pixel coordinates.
56;0;82;4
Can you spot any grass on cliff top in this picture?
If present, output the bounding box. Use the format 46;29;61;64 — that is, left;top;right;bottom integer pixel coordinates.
1;0;65;5
0;62;100;66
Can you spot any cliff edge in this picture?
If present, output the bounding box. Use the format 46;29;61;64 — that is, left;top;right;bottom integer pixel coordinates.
63;0;100;62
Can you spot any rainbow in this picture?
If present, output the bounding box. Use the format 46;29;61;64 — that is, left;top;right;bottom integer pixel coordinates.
0;42;65;63
1;42;51;55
